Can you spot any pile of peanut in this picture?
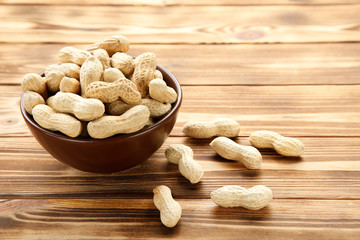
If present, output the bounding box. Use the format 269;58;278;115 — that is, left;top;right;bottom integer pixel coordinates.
155;120;305;227
21;35;177;139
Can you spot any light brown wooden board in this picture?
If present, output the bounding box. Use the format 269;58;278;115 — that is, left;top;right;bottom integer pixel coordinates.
1;0;359;5
0;136;359;198
0;199;359;239
4;85;360;137
3;169;359;199
2;136;360;172
1;1;359;238
2;44;360;86
0;5;359;44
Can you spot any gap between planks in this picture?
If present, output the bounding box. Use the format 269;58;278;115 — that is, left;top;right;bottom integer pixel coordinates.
1;0;359;7
0;196;360;200
5;83;360;87
1;196;355;201
2;41;360;45
3;135;360;138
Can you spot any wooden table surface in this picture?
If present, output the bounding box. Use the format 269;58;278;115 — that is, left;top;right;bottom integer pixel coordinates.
1;1;360;239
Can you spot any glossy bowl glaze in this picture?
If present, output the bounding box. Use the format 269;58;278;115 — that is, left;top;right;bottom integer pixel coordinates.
20;65;182;173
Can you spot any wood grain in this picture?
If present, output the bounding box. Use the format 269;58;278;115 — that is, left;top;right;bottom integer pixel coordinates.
0;136;359;199
4;85;360;137
1;1;360;238
2;43;360;86
1;136;360;172
0;166;360;200
3;169;359;199
0;199;359;239
1;0;359;5
0;5;359;44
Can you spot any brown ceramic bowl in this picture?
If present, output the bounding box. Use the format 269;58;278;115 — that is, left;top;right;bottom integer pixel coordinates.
20;65;182;173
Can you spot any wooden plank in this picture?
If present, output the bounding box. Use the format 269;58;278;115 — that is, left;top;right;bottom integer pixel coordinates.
3;169;358;199
1;43;360;86
1;136;360;172
0;5;359;44
0;136;359;199
6;169;358;199
3;85;360;137
1;0;359;6
0;199;359;239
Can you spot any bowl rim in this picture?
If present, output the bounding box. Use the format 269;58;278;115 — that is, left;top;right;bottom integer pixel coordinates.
20;64;182;143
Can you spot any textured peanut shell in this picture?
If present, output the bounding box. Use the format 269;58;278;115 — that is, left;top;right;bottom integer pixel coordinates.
107;98;170;118
210;137;262;169
145;118;155;127
21;73;48;99
106;99;133;115
45;71;65;93
111;52;135;76
59;77;80;94
140;99;171;118
211;185;273;210
92;49;111;69
23;91;45;115
45;63;80;79
79;56;103;96
153;185;182;228
165;144;204;184
86;35;130;56
183;118;240;139
153;70;163;80
85;78;141;104
52;92;105;121
249;130;305;156
87;105;150;139
46;96;55;108
59;46;92;66
32;104;82;138
149;78;177;103
103;68;125;83
131;52;157;97
45;63;80;93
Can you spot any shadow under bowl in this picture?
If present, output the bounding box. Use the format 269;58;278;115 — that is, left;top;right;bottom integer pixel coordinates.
20;65;182;173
